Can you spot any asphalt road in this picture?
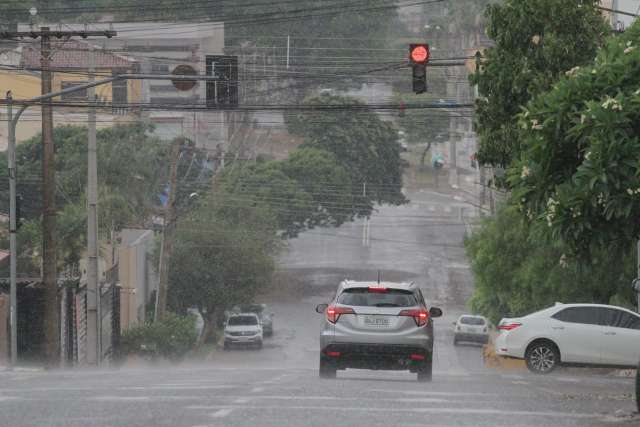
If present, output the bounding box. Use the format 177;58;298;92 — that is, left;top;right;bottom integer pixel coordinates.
0;189;637;426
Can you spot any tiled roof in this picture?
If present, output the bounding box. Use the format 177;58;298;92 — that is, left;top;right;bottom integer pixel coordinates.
21;39;135;70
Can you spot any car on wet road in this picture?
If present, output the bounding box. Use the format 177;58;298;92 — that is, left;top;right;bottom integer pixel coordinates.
496;303;640;374
453;314;489;345
224;313;264;350
315;280;443;381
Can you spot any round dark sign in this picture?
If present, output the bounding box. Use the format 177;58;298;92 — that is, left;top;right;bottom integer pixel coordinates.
171;65;198;91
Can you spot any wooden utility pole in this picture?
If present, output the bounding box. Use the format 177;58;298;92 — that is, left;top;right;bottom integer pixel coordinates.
0;27;116;367
155;138;182;321
40;27;59;367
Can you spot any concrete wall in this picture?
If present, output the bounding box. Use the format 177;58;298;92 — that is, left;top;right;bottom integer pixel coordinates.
117;229;156;330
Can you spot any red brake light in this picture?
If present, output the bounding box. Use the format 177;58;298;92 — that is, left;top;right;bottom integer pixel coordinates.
410;354;425;361
399;309;429;326
325;351;341;357
368;286;388;293
498;322;522;331
326;306;355;324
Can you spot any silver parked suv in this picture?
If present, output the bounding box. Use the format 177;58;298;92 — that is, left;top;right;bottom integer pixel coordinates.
315;280;443;381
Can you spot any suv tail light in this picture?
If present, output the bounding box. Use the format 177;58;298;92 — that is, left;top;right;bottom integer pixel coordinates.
399;309;429;326
326;306;355;324
498;322;522;331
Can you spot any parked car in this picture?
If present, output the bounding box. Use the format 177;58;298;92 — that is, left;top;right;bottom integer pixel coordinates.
229;304;274;337
223;313;263;350
315;280;443;381
453;315;489;345
495;303;640;374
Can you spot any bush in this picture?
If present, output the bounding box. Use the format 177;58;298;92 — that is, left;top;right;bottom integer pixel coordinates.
116;314;197;363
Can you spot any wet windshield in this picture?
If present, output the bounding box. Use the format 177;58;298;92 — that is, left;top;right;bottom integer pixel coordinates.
337;289;417;307
460;316;485;325
228;316;258;326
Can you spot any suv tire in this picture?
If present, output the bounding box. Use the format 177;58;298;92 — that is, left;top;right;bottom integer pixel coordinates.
525;341;559;374
417;357;433;382
319;356;337;379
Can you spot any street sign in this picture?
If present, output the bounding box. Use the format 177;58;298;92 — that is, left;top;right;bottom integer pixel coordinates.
171;64;198;91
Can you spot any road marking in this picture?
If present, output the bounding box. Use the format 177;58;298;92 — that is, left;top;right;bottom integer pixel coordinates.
251;387;265;393
210;408;234;418
193;404;599;419
234;397;251;403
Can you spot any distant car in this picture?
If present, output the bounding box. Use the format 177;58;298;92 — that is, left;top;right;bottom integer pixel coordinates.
316;280;443;381
495;303;640;374
230;304;274;337
223;313;263;350
453;315;489;345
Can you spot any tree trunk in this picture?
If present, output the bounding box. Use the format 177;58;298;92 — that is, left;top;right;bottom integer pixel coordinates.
197;311;216;348
420;142;432;167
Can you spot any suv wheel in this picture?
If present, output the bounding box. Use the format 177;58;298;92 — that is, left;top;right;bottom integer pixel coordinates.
525;341;559;374
417;357;433;382
319;356;336;379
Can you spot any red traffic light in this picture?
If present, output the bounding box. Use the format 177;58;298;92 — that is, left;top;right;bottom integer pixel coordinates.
409;44;430;64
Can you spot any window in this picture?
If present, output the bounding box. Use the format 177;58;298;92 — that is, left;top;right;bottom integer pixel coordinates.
227;316;258;326
598;308;640;330
112;71;128;106
337;288;417;307
151;63;170;73
60;81;87;101
460;316;486;326
551;307;600;325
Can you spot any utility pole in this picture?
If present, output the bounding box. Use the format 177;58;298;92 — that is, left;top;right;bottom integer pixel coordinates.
86;46;99;366
40;27;59;367
6;92;17;366
362;183;370;247
155;138;182;322
0;27;116;367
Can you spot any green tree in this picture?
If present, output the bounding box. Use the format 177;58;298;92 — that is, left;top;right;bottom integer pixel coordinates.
465;206;636;324
472;0;608;169
218;161;314;238
509;21;640;255
286;93;406;215
281;147;354;228
167;192;279;345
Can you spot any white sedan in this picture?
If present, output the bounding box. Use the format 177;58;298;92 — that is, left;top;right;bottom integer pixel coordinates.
495;303;640;374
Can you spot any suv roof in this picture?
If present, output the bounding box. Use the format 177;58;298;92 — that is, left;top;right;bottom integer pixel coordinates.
339;280;417;292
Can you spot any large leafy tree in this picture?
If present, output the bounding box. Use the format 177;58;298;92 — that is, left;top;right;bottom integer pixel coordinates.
509;21;640;255
473;0;609;169
465;206;636;324
0;123;213;276
168;192;279;345
286;93;406;214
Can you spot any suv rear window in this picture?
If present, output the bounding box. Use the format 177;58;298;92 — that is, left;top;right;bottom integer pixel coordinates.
228;316;258;326
460;316;485;325
337;288;418;307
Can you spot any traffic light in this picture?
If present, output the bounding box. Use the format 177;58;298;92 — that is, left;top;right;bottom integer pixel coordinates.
206;55;239;108
409;44;430;94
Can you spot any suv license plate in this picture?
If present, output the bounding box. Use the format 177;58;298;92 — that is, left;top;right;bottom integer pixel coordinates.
364;316;391;328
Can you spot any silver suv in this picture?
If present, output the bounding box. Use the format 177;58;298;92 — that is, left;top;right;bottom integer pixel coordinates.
315;280;443;381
